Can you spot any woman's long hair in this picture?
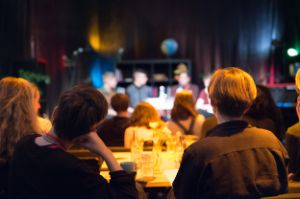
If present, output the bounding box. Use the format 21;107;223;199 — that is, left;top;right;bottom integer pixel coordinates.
0;77;39;160
130;102;162;128
171;91;198;121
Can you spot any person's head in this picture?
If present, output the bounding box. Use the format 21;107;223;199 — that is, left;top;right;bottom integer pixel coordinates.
171;91;198;120
29;83;41;114
111;93;129;113
133;69;148;87
245;85;276;120
103;72;117;90
178;72;191;86
130;102;161;128
0;77;39;159
208;67;257;118
296;68;300;94
52;84;108;141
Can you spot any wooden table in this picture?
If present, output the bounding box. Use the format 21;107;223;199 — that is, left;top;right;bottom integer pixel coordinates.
69;149;300;194
101;151;180;188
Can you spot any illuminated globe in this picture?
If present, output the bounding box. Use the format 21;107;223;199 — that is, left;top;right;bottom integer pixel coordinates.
161;38;178;57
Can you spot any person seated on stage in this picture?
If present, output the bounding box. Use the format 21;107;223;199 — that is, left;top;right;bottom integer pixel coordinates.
0;77;41;199
124;102;169;148
196;74;213;116
30;82;52;134
99;72;118;104
170;63;199;99
97;93;130;146
167;91;205;138
286;68;300;181
243;84;284;141
173;67;288;199
9;84;138;199
126;69;152;108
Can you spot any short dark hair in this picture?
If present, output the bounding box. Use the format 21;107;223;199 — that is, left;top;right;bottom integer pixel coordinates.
111;93;129;113
53;84;108;140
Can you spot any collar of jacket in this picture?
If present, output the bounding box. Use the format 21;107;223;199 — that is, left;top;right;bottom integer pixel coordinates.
207;120;250;137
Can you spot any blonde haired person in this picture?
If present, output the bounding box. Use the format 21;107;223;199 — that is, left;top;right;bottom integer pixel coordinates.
0;77;40;199
167;91;205;137
173;67;288;198
285;68;300;181
29;83;52;134
124;102;169;148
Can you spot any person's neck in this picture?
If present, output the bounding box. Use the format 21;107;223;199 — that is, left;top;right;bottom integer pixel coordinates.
215;109;241;124
117;111;129;118
48;130;73;149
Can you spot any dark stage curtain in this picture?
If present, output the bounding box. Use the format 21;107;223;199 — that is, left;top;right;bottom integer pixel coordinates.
0;0;291;112
111;0;283;85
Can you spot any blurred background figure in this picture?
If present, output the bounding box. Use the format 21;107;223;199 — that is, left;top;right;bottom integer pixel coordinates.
170;63;199;99
243;85;284;141
167;91;205;138
97;93;130;146
0;77;40;199
30;83;52;134
124;102;169;148
98;72;118;104
286;68;300;181
196;74;213;116
126;69;152;107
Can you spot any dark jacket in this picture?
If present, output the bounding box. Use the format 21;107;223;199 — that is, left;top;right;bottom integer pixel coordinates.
9;134;138;199
173;120;289;199
97;116;130;146
286;122;300;180
0;159;9;199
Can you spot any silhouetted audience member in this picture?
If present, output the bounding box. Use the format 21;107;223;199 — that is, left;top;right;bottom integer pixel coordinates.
97;94;130;146
173;67;288;199
167;91;205;137
0;77;41;199
9;84;138;199
126;69;152;107
286;68;300;181
243;85;284;141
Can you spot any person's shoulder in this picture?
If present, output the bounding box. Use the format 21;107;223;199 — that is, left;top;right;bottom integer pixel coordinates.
45;149;90;174
247;126;277;138
185;137;217;159
287;122;300;137
196;114;205;122
15;134;39;149
126;84;134;91
245;126;285;149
